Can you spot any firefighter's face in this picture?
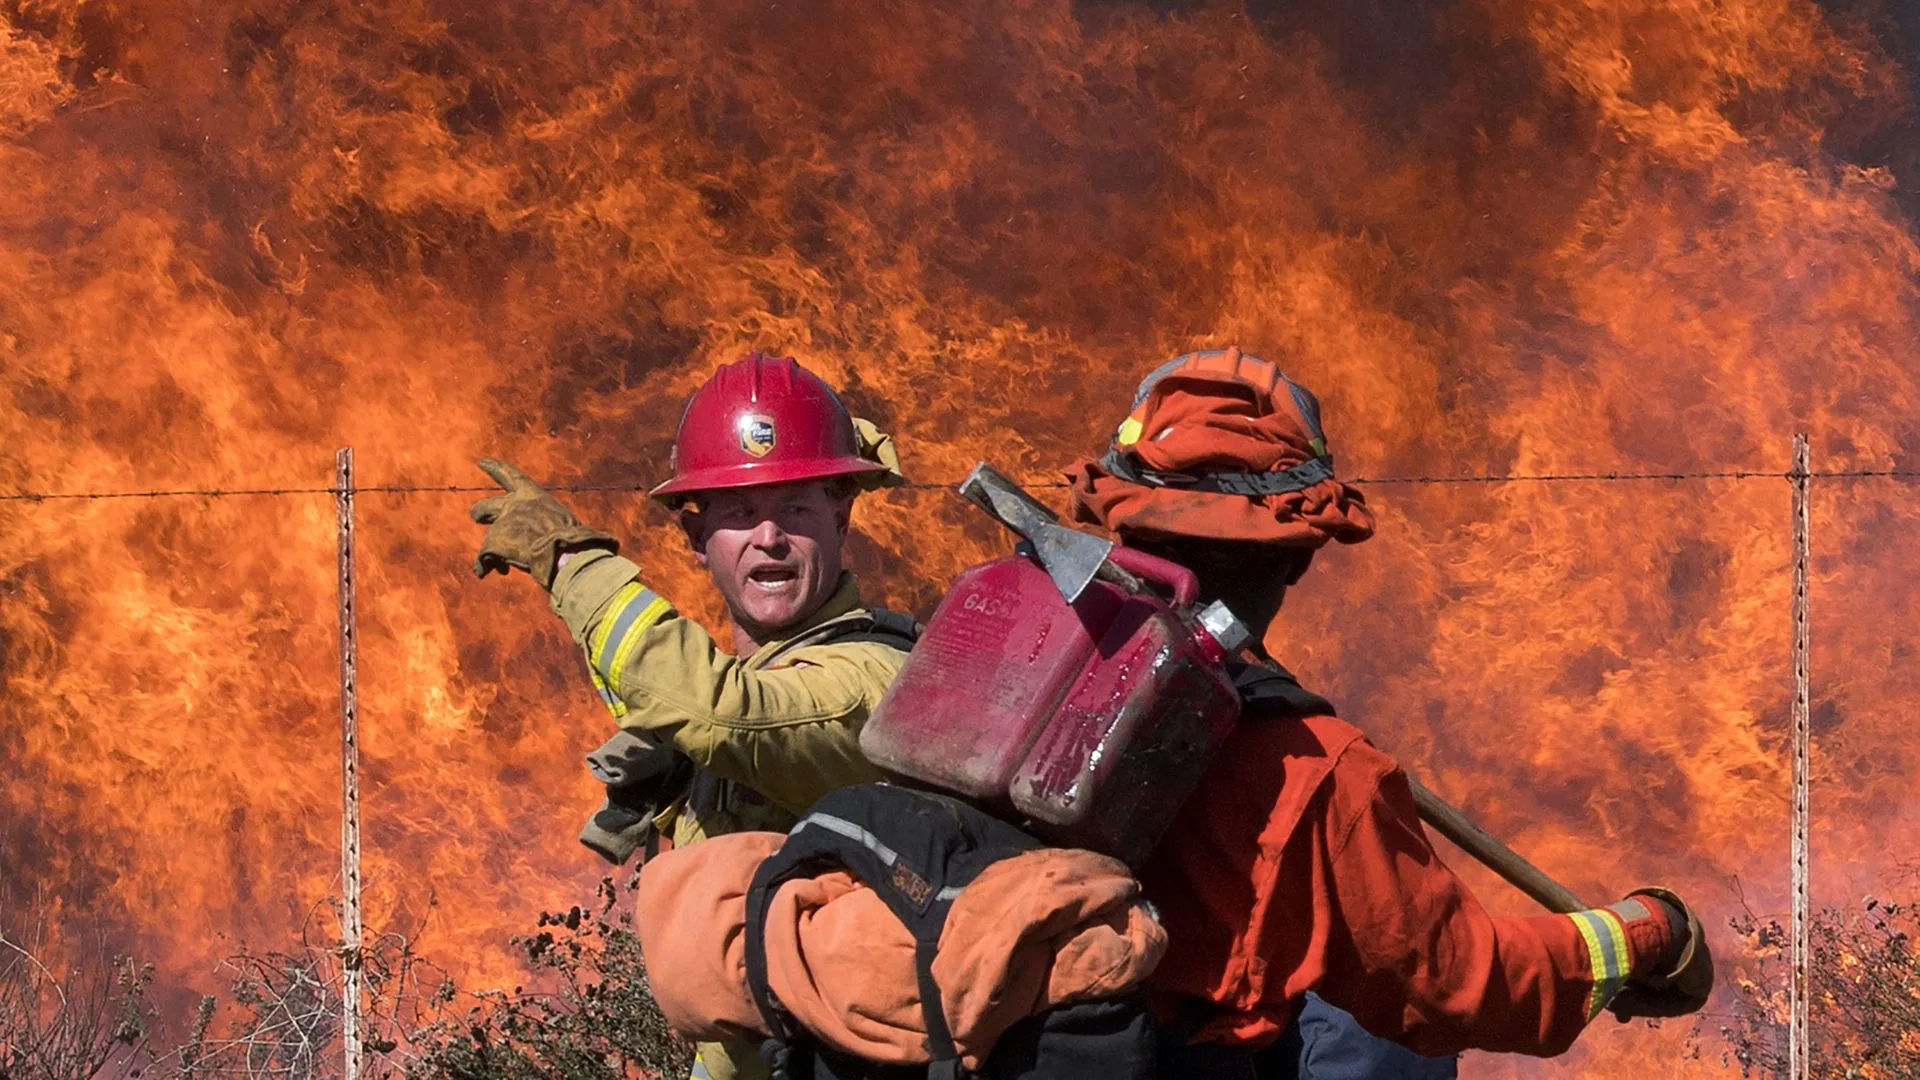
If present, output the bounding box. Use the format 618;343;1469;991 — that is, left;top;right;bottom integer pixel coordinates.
683;481;853;640
1124;534;1307;636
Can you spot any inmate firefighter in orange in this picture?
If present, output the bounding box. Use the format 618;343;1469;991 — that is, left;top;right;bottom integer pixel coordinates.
468;352;916;1080
1066;348;1714;1073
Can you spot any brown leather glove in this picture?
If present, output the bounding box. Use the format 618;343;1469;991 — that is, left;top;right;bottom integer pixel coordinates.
1609;886;1713;1020
468;458;618;589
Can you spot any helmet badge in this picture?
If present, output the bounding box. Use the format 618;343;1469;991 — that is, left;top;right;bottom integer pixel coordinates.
739;413;777;458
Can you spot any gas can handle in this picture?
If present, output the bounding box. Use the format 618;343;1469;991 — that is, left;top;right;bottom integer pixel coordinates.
1102;545;1199;608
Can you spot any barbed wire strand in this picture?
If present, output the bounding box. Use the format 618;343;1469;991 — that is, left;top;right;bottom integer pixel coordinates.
0;469;1916;503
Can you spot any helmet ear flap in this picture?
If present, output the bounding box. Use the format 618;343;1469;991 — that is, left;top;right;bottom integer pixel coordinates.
673;499;711;566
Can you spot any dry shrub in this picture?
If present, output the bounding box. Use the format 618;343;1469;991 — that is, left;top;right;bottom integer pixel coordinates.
0;874;689;1080
1710;872;1920;1080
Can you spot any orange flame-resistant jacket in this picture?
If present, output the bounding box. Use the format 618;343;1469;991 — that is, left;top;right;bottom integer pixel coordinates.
1142;708;1677;1057
631;832;1167;1072
549;552;900;845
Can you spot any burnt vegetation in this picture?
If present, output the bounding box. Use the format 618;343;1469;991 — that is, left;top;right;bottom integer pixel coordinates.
0;913;154;1080
14;875;1920;1079
1703;874;1920;1080
0;876;689;1080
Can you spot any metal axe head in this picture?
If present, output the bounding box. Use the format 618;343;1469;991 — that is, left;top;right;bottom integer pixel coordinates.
958;462;1114;602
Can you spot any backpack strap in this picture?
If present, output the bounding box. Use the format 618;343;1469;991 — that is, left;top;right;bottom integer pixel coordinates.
743;785;1039;1079
761;607;922;665
1231;658;1337;718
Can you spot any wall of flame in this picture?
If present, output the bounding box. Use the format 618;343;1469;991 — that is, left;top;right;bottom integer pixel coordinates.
2;0;1917;1075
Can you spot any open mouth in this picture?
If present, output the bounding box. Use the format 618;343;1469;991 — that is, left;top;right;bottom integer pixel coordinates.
746;565;801;590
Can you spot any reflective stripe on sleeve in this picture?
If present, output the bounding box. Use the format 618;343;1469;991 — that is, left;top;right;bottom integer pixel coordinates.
586;665;628;720
587;582;673;695
1568;907;1632;1019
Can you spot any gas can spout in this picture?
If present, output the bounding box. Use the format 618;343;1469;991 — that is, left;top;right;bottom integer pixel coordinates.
1194;600;1251;656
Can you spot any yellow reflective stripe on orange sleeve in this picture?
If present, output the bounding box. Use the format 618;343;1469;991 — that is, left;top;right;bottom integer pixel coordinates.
1568;908;1631;1019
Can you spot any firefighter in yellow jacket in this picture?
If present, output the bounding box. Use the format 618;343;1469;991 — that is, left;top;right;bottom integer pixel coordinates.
469;352;914;1080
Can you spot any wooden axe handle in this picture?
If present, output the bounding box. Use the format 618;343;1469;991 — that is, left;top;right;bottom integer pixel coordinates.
1406;776;1590;915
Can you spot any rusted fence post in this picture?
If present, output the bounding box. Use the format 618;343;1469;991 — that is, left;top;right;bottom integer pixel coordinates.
1789;433;1811;1080
335;448;363;1080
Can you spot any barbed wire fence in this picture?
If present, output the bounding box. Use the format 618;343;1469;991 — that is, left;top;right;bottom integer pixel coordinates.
1;467;1916;502
6;442;1917;1079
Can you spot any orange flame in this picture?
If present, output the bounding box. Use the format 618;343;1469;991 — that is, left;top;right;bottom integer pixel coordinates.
2;0;1917;1075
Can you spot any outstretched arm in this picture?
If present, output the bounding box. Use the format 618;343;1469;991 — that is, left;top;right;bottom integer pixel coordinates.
1315;753;1685;1057
549;550;891;814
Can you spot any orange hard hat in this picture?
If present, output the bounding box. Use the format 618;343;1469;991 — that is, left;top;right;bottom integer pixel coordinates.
650;353;898;506
1067;347;1374;547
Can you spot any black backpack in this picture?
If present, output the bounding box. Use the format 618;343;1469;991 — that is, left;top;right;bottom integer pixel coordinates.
1230;656;1336;720
741;783;1157;1080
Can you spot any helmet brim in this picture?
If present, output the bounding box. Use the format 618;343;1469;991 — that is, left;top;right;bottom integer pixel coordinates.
649;457;894;506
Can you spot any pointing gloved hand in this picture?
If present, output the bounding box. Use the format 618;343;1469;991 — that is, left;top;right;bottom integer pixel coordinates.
578;730;695;865
1609;886;1714;1020
468;458;619;589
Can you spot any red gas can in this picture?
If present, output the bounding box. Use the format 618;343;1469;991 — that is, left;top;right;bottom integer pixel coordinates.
861;545;1243;866
859;553;1123;800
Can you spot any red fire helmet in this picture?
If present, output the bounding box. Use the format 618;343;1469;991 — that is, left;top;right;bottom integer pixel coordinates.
649;352;893;505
